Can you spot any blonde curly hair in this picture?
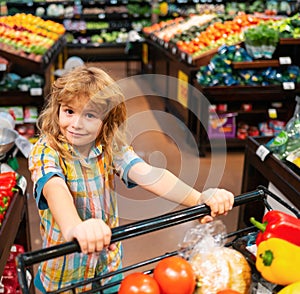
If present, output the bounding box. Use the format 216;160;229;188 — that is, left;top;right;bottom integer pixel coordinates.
37;65;127;167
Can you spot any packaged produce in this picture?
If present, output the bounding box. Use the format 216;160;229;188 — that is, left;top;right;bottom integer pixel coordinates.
250;210;300;246
256;238;300;285
179;220;251;294
266;96;300;159
244;23;279;59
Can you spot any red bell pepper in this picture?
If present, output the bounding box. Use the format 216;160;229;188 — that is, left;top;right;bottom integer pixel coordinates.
250;210;300;246
0;186;17;197
0;171;16;182
0;171;17;197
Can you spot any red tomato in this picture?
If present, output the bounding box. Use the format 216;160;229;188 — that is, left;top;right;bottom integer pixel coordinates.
119;272;160;294
217;290;241;294
153;256;195;294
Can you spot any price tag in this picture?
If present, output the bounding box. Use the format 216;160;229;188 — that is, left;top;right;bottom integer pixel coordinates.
121;13;128;18
110;0;117;4
17;176;27;195
187;55;193;64
279;56;292;65
172;47;176;55
30;88;43;96
256;145;270;161
246;244;257;256
181;52;186;60
98;13;105;19
0;63;7;71
282;82;295;90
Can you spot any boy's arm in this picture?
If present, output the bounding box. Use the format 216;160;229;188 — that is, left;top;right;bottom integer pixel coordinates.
43;176;112;253
127;161;234;216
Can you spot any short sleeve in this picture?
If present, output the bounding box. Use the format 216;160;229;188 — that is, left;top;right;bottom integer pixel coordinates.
28;138;65;210
113;146;144;188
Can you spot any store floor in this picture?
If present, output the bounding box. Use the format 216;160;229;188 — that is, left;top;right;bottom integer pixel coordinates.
21;61;245;290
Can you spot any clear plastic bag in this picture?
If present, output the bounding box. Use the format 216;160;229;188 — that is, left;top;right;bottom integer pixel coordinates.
179;220;251;294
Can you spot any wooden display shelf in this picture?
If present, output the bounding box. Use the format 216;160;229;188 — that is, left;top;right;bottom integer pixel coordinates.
66;41;142;62
239;136;300;228
153;37;300;68
149;34;219;67
0;91;44;109
0;36;65;75
195;83;300;102
280;38;300;45
0;190;25;276
206;137;247;148
232;59;280;69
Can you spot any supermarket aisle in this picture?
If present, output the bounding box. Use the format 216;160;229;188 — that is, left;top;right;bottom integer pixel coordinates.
21;61;245;285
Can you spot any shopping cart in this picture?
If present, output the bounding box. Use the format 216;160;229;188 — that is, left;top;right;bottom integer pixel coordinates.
16;186;300;294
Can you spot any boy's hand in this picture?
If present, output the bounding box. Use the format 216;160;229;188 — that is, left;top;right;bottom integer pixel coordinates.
200;188;234;217
67;219;112;254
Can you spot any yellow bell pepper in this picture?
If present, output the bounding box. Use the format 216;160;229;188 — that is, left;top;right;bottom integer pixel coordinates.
278;281;300;294
256;238;300;285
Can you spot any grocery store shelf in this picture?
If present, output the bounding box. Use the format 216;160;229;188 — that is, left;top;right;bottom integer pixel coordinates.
280;38;300;45
0;91;44;108
232;59;280;69
195;83;300;102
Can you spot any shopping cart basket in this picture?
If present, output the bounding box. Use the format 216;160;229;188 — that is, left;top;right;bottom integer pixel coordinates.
16;186;300;294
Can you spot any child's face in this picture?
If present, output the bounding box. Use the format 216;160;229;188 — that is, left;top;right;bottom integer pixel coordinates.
59;99;103;156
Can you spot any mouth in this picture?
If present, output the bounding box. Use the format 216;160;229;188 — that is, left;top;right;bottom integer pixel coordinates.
67;130;86;137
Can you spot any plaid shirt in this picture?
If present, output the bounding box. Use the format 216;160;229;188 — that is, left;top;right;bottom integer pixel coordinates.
29;137;143;292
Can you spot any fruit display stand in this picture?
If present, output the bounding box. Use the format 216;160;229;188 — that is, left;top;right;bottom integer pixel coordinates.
0;37;65;110
0;169;34;293
193;82;300;155
238;136;300;230
4;0;151;76
0;14;66;113
142;30;300;156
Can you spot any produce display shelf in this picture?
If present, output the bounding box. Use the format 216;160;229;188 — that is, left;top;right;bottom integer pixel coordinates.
0;91;44;107
279;38;300;45
195;84;300;102
150;35;300;68
0;36;66;74
0;191;25;276
232;59;280;69
66;42;127;49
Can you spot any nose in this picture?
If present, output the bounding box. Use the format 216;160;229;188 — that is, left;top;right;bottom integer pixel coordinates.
71;114;84;129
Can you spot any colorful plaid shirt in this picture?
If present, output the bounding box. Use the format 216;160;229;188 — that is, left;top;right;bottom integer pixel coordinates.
29;137;143;292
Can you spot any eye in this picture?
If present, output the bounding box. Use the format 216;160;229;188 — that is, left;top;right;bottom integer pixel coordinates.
85;112;96;119
66;109;74;115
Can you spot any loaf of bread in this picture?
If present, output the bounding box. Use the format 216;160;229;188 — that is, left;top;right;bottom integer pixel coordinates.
190;247;251;294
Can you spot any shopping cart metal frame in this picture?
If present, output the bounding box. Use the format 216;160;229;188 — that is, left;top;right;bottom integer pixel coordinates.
16;186;300;294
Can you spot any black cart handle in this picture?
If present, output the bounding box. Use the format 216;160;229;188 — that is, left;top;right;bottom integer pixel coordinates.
16;188;265;293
